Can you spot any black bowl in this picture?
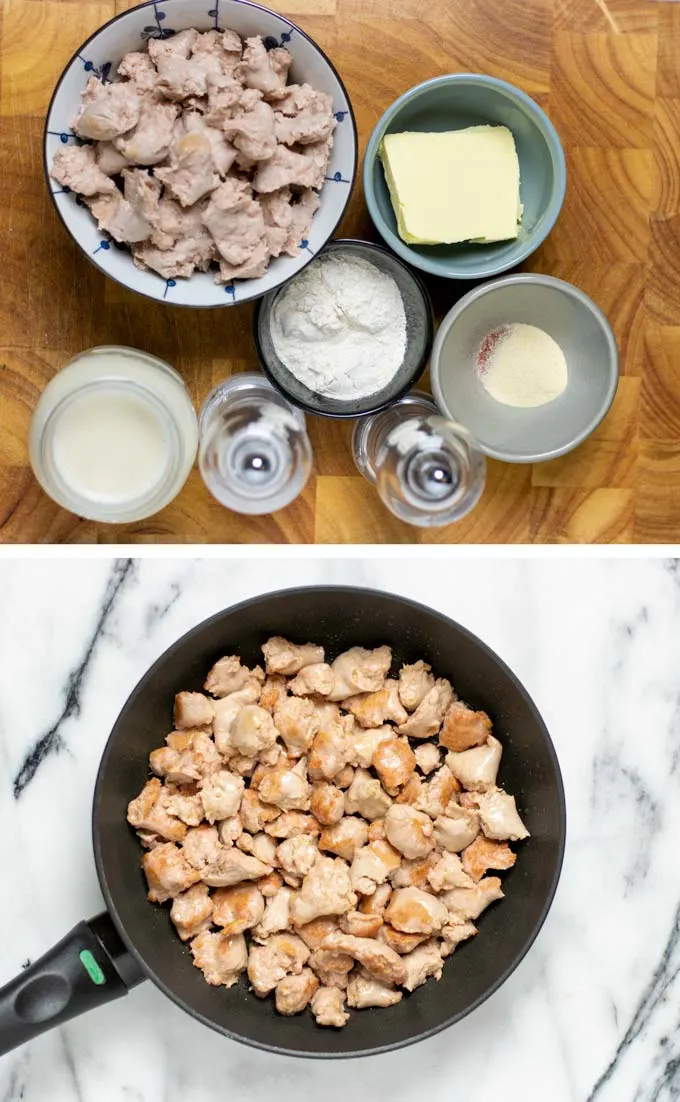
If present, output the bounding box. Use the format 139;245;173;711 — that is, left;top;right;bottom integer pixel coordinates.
93;586;566;1058
253;239;435;418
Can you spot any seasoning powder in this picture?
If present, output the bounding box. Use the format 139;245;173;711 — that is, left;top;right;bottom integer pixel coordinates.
476;322;568;408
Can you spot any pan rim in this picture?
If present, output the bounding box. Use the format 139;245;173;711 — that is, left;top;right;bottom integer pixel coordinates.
92;584;567;1059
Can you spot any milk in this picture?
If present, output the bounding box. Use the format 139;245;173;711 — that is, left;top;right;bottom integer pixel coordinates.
30;347;198;523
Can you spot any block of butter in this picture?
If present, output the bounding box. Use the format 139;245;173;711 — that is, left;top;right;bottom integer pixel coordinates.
380;125;522;246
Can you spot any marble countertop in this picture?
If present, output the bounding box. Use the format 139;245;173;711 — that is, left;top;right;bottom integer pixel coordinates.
1;555;679;1102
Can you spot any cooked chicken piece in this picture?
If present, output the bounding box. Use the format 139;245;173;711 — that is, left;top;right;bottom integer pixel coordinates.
343;680;407;729
202;176;267;266
439;701;492;753
258;870;284;896
262;636;325;675
223;90;277;162
414;742;442;775
466;787;530;841
148;27;198;63
460;835;516;881
395;774;423;805
183;111;237;178
346;968;402;1009
127;778;186;842
289;663;334;697
320;933;405;987
200;770;245;823
445;736;502;792
378;924;427;955
252;143;321;193
274;696;319;757
187;29;239;79
373;737;416;796
240;788;280;833
114;100;178;164
417;765;460;819
310;783;344;826
73;75;141;140
229;755;256;777
368;819;386;843
264;811;319;839
235;36;289;97
432;808;479;855
318;816;369;862
282;187;321;256
203;655;262;697
247;932;310;996
87;191;152;244
425;853;471;893
143;842;201;902
275;967;319;1015
156;132;220;207
164;791;204;827
299;134;334;189
190;929;247;987
170;882;213;941
384;887;448;936
165;730;195;751
384;804;434;860
237;831;277;865
308;948;354;989
274;84;335;146
205;71;244;127
440;920;478;955
182;823;222;870
276;834;318;878
212;883;265;935
296;916;339;951
155;52;210;100
229;705;277;757
174;691;214;730
291;856;356;926
121;166;163;226
258;757;310;811
94;140;130;176
147;191;208;248
218;814;243;846
260;185;294;256
259;675;288;715
133;232;216;280
350;840;401;895
339;910;383;939
358;882;392;916
398;660;435;712
335;765;355;790
136;829;164;850
308;719;353;781
345;768;392;821
117;50;158;93
398;679;454;739
310;986;349;1028
389;853;438;891
212;682;262;755
401;940;444;992
252;886;292;941
50;144;117;197
215;238;272;282
328;646;392;702
442;877;505;921
149;734;216;785
202;848;270;888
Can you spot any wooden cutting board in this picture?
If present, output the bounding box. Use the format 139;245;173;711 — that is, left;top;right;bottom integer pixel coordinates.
0;0;674;544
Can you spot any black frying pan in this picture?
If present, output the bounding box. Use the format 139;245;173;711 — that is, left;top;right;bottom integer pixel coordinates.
0;587;566;1059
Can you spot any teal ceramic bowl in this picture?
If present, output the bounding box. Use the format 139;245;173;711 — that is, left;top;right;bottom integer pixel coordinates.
364;74;566;280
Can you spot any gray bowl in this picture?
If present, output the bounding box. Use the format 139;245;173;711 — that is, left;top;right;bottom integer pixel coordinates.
430;274;619;463
254;239;434;419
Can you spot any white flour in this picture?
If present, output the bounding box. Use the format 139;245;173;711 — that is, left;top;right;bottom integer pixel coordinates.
476;322;568;408
269;254;407;401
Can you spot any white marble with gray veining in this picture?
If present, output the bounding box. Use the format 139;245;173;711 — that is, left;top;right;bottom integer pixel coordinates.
1;555;680;1102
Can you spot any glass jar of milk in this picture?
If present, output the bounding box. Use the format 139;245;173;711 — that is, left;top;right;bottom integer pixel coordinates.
29;346;198;523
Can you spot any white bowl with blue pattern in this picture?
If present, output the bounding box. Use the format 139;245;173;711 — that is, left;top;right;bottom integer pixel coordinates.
44;0;357;308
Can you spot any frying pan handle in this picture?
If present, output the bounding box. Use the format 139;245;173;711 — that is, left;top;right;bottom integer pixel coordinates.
0;912;144;1057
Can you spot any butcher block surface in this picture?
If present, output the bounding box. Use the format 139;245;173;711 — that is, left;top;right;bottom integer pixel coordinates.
0;0;675;544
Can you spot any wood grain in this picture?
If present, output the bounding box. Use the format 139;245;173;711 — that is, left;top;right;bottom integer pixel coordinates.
0;0;677;544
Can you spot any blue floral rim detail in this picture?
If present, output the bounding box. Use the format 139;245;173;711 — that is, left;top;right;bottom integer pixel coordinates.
141;1;177;40
326;171;351;183
224;283;237;300
163;278;177;298
79;55;112;81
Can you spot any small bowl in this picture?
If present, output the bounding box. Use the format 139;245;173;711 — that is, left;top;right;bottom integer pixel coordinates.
430;274;619;464
364;73;566;281
253;238;434;418
44;0;358;308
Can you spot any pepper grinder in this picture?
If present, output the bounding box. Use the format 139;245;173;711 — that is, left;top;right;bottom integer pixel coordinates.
352;393;486;527
199;374;312;515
